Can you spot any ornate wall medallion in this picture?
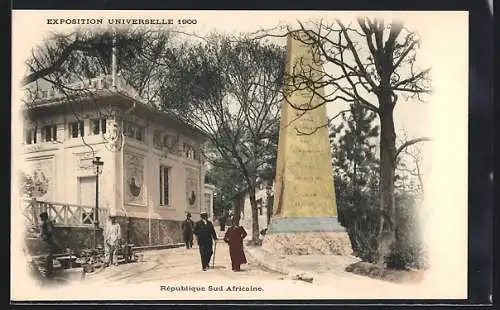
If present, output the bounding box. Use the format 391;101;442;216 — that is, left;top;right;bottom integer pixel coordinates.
125;152;145;204
185;168;200;211
129;176;142;197
188;190;196;205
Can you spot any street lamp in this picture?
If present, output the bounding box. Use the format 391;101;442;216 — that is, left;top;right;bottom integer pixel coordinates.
92;156;104;249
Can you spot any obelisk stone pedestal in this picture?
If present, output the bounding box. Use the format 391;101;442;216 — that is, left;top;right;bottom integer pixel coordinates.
261;30;352;257
262;219;352;256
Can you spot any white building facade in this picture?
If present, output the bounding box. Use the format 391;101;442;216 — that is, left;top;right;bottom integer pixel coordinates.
19;76;215;246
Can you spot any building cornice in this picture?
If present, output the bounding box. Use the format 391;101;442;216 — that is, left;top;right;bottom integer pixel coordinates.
22;76;209;143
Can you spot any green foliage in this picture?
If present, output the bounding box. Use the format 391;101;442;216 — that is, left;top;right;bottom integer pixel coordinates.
21;172;35;198
331;103;426;269
161;36;283;238
330;104;379;260
330;103;379;224
330;103;379;188
205;158;246;218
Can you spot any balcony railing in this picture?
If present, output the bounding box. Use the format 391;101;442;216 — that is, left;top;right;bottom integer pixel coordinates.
21;198;109;228
23;75;142;104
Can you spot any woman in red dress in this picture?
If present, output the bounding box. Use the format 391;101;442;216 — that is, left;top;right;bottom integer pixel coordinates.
223;218;248;271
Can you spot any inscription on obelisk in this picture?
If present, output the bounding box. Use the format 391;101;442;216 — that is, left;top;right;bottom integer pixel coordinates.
272;30;338;222
263;30;352;256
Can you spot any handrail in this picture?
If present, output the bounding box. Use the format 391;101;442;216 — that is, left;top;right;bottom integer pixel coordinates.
21;198;109;228
21;198;96;210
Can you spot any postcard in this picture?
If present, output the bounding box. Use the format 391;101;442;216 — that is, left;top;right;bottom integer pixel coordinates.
11;10;468;301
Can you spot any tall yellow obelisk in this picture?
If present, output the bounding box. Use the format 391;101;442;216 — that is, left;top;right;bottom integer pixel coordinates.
262;30;352;256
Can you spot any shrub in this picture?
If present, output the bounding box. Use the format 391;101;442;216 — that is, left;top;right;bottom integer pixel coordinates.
387;194;428;269
339;187;427;269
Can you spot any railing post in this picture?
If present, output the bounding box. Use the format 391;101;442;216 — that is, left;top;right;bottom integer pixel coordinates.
31;197;38;227
64;204;68;226
78;206;83;226
47;203;52;222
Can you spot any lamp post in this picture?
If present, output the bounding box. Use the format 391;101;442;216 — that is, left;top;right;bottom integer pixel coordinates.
92;156;104;249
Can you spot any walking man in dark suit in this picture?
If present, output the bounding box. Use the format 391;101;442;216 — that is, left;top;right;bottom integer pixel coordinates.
181;212;195;249
193;211;217;271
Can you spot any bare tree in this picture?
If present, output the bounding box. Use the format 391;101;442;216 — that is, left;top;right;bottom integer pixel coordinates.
161;35;285;243
253;18;432;264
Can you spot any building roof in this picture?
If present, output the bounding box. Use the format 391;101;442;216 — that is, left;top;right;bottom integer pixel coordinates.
22;75;209;142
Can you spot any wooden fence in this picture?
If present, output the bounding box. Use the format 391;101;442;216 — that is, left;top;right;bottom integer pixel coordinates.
21;198;109;228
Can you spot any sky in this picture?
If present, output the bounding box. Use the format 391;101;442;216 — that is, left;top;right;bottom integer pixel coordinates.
12;11;452;145
11;10;469;299
12;10;458;196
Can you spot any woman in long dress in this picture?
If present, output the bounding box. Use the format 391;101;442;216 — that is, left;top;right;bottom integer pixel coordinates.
223;218;247;271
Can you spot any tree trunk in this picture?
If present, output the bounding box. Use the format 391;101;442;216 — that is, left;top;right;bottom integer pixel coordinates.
266;195;273;226
248;187;261;244
234;196;243;224
348;218;360;257
376;108;397;265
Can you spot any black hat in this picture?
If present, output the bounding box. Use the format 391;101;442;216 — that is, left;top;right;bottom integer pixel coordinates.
186;212;192;217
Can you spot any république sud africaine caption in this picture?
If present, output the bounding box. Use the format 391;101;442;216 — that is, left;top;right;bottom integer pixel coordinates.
161;285;264;292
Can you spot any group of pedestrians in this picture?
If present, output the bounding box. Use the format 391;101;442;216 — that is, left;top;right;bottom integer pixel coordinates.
182;211;248;272
38;210;247;277
38;212;123;278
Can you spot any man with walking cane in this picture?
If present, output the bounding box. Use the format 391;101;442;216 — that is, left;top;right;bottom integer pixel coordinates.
193;211;217;271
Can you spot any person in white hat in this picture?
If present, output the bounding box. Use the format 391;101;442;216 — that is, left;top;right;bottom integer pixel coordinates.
193;211;217;271
104;215;122;267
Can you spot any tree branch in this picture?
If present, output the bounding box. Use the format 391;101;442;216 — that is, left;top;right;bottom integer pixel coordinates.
394;137;431;161
337;19;379;92
394;67;431;88
295;108;350;135
22;41;96;86
392;40;418;72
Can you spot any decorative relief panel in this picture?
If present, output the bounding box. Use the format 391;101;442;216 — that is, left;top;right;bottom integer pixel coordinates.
152;132;182;159
124;152;145;204
185;168;200;211
24;144;43;153
104;119;123;152
23;156;55;201
76;151;99;172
